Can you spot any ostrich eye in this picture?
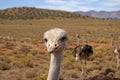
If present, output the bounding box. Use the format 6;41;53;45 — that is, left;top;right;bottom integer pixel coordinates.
60;36;67;42
43;38;48;43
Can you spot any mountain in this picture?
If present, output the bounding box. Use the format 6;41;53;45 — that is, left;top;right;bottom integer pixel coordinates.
76;10;120;20
0;7;93;20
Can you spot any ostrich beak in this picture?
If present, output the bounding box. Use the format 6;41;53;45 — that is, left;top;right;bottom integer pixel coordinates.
47;42;61;53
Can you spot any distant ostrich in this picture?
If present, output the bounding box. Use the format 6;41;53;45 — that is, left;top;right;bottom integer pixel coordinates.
113;48;120;70
43;28;68;80
111;34;120;70
72;34;93;74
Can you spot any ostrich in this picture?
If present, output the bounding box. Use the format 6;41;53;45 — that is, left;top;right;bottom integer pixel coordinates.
43;28;68;80
72;34;93;74
111;34;120;70
113;48;120;70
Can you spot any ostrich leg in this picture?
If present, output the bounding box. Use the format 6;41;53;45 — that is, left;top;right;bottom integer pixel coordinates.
80;59;84;74
84;58;87;75
116;55;120;70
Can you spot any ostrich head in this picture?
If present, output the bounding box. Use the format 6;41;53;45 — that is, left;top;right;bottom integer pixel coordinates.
43;28;68;53
43;28;68;80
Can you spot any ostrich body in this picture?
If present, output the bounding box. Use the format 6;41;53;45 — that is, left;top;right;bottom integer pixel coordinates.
43;28;68;80
72;35;93;74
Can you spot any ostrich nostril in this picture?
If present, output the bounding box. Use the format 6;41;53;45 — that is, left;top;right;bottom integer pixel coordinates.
48;44;50;47
55;44;57;47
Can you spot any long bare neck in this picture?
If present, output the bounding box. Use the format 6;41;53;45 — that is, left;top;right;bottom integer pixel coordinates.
111;37;113;47
77;35;80;46
47;51;63;80
110;34;114;49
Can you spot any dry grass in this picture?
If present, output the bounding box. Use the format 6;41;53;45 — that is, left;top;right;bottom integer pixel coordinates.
0;19;120;80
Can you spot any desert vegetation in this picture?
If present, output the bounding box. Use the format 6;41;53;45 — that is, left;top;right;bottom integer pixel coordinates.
0;7;93;20
0;7;120;80
0;19;119;80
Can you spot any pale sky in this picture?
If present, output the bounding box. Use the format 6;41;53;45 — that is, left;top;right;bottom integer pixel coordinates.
0;0;120;12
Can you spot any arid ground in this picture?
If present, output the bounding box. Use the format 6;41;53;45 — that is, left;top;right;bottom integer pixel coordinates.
0;19;120;80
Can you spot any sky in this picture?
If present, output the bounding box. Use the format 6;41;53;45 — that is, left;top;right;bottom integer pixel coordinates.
0;0;120;12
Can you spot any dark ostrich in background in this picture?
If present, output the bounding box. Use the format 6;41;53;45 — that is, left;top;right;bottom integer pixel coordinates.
72;34;93;74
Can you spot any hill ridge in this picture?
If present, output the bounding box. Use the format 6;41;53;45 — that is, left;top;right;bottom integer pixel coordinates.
0;7;93;20
76;10;120;20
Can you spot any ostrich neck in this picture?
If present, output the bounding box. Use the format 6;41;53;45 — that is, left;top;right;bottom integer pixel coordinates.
47;51;63;80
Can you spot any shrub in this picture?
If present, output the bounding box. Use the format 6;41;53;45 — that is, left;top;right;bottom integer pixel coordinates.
0;62;11;70
22;55;34;68
26;70;37;79
94;50;104;58
33;73;47;80
3;42;15;49
30;50;38;56
19;45;31;54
